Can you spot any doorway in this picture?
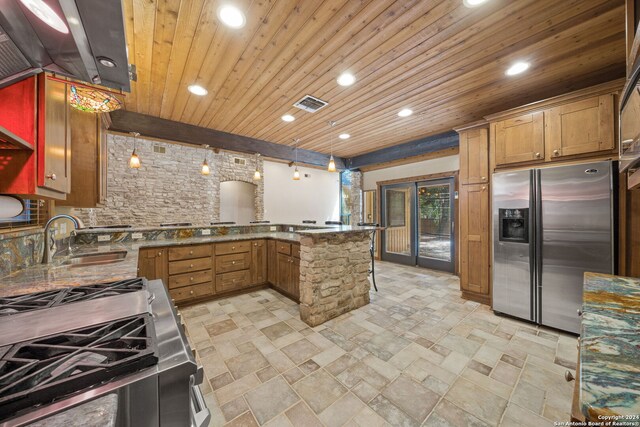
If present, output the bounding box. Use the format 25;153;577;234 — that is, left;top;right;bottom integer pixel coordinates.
380;177;455;272
220;181;256;224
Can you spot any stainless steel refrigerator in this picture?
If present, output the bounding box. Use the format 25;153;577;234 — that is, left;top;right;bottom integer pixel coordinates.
492;161;614;334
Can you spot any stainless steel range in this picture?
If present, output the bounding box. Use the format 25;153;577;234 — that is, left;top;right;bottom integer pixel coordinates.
0;278;210;427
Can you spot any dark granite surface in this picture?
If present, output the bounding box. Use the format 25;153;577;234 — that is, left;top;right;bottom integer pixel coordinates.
28;393;118;427
580;272;640;420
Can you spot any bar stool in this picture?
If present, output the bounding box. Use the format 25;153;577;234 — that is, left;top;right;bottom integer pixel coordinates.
325;221;343;225
302;220;316;224
357;222;379;292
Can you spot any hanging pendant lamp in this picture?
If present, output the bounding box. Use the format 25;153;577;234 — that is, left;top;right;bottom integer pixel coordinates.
292;138;301;180
129;132;141;169
254;153;262;180
201;144;210;175
327;121;337;172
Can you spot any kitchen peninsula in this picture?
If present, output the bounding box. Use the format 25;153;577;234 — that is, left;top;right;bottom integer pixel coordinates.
0;224;375;327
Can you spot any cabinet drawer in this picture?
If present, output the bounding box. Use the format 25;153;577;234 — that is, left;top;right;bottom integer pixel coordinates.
168;244;212;261
292;244;300;259
216;252;251;273
169;257;211;275
215;241;251;255
170;282;214;303
277;242;291;255
215;270;251;293
168;269;213;289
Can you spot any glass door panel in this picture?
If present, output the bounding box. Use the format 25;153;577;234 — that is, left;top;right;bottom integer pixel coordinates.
417;178;455;272
381;184;415;265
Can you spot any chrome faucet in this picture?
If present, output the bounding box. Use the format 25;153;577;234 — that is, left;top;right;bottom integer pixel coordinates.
42;214;81;264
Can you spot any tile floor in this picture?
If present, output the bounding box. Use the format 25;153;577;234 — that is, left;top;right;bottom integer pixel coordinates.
181;261;578;427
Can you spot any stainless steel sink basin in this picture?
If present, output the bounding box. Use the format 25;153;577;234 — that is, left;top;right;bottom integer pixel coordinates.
62;251;127;267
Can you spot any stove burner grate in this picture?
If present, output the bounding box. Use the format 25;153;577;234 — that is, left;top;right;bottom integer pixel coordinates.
0;278;145;316
0;314;157;419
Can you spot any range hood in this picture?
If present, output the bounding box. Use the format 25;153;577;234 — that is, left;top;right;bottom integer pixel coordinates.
0;0;131;91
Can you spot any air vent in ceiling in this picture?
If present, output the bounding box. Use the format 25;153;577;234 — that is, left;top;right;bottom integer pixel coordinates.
153;144;166;154
234;157;246;166
293;95;328;113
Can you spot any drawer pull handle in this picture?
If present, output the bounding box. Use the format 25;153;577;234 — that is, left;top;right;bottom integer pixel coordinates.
189;250;193;255
46;173;57;181
232;246;235;250
564;371;575;382
158;252;162;256
481;176;486;181
535;152;541;158
190;290;194;295
553;149;560;156
254;243;257;246
190;277;194;281
190;264;194;268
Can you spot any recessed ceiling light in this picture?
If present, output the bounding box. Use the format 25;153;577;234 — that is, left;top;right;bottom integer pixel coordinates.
505;61;530;76
337;72;356;87
218;4;246;28
398;108;413;117
339;133;350;139
188;84;208;96
282;114;295;122
463;0;489;7
20;0;69;34
97;56;117;68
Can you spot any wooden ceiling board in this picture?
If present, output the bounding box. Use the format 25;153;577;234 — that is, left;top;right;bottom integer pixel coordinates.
122;0;625;157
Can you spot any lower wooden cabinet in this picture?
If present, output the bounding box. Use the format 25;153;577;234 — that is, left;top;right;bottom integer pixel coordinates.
216;270;251;293
459;184;491;304
267;240;277;284
251;240;268;285
272;242;301;301
137;247;168;284
170;282;215;303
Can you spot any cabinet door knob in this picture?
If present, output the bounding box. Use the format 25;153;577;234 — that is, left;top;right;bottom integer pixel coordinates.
553;149;559;156
577;309;583;317
232;246;235;250
190;277;194;281
482;186;486;191
190;290;194;295
535;152;541;158
158;252;162;256
190;263;194;268
481;176;486;181
232;261;236;264
254;243;257;246
564;371;575;382
189;250;193;255
46;173;57;181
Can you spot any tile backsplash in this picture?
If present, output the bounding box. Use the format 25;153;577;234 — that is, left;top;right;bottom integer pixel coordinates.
0;229;44;278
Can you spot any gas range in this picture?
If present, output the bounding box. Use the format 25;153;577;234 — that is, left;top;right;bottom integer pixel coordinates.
0;279;209;427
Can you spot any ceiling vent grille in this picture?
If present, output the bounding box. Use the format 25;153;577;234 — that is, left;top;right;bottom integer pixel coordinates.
293;95;328;113
234;157;246;166
153;144;166;154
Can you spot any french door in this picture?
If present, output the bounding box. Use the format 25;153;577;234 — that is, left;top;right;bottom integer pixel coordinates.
381;177;455;273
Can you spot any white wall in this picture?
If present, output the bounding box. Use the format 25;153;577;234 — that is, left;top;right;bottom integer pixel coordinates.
263;161;340;224
362;155;459;190
220;181;256;224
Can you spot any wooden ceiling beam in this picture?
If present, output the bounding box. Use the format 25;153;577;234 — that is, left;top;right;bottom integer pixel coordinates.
108;110;346;169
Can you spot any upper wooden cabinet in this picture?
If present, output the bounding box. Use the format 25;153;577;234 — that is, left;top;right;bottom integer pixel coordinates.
544;94;615;160
459;127;489;185
493;112;544;166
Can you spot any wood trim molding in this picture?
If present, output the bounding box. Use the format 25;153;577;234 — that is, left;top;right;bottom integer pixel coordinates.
359;147;459;172
484;79;625;121
108;110;346;169
453;120;489;133
376;170;458;187
628;168;640;190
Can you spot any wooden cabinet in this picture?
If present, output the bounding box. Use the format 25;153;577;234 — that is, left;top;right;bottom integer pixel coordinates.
251;240;268;285
493;112;544;166
166;243;215;304
459;184;490;304
272;241;301;301
267;240;277;284
137;247;168;284
459;127;489;185
58;109;107;207
544;94;615;160
37;74;70;194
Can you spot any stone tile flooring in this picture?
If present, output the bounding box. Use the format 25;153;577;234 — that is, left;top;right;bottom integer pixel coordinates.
181;261;578;427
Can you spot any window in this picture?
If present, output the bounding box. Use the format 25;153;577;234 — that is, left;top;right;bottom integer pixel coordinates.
0;199;48;232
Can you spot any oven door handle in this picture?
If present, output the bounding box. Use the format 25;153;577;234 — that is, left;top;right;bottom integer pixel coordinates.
190;384;210;427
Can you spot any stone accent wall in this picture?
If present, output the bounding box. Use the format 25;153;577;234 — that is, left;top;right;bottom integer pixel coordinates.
74;133;264;227
349;171;363;225
298;231;371;326
0;229;44;278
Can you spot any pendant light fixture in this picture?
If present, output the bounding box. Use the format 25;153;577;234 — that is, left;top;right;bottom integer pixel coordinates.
327;121;337;172
292;138;300;180
129;132;141;169
253;153;262;180
201;144;210;175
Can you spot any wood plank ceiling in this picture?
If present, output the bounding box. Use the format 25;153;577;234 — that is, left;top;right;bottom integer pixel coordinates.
123;0;625;158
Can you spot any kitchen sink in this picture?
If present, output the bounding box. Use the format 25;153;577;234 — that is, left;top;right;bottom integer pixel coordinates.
62;251;127;267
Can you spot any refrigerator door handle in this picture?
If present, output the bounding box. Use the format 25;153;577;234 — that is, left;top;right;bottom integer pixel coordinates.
534;169;543;325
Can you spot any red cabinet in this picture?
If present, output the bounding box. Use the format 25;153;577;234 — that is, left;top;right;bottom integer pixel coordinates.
0;74;71;199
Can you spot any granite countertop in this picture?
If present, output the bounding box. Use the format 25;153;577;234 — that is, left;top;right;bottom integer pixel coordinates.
28;393;118;427
0;231;301;297
580;272;640;420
